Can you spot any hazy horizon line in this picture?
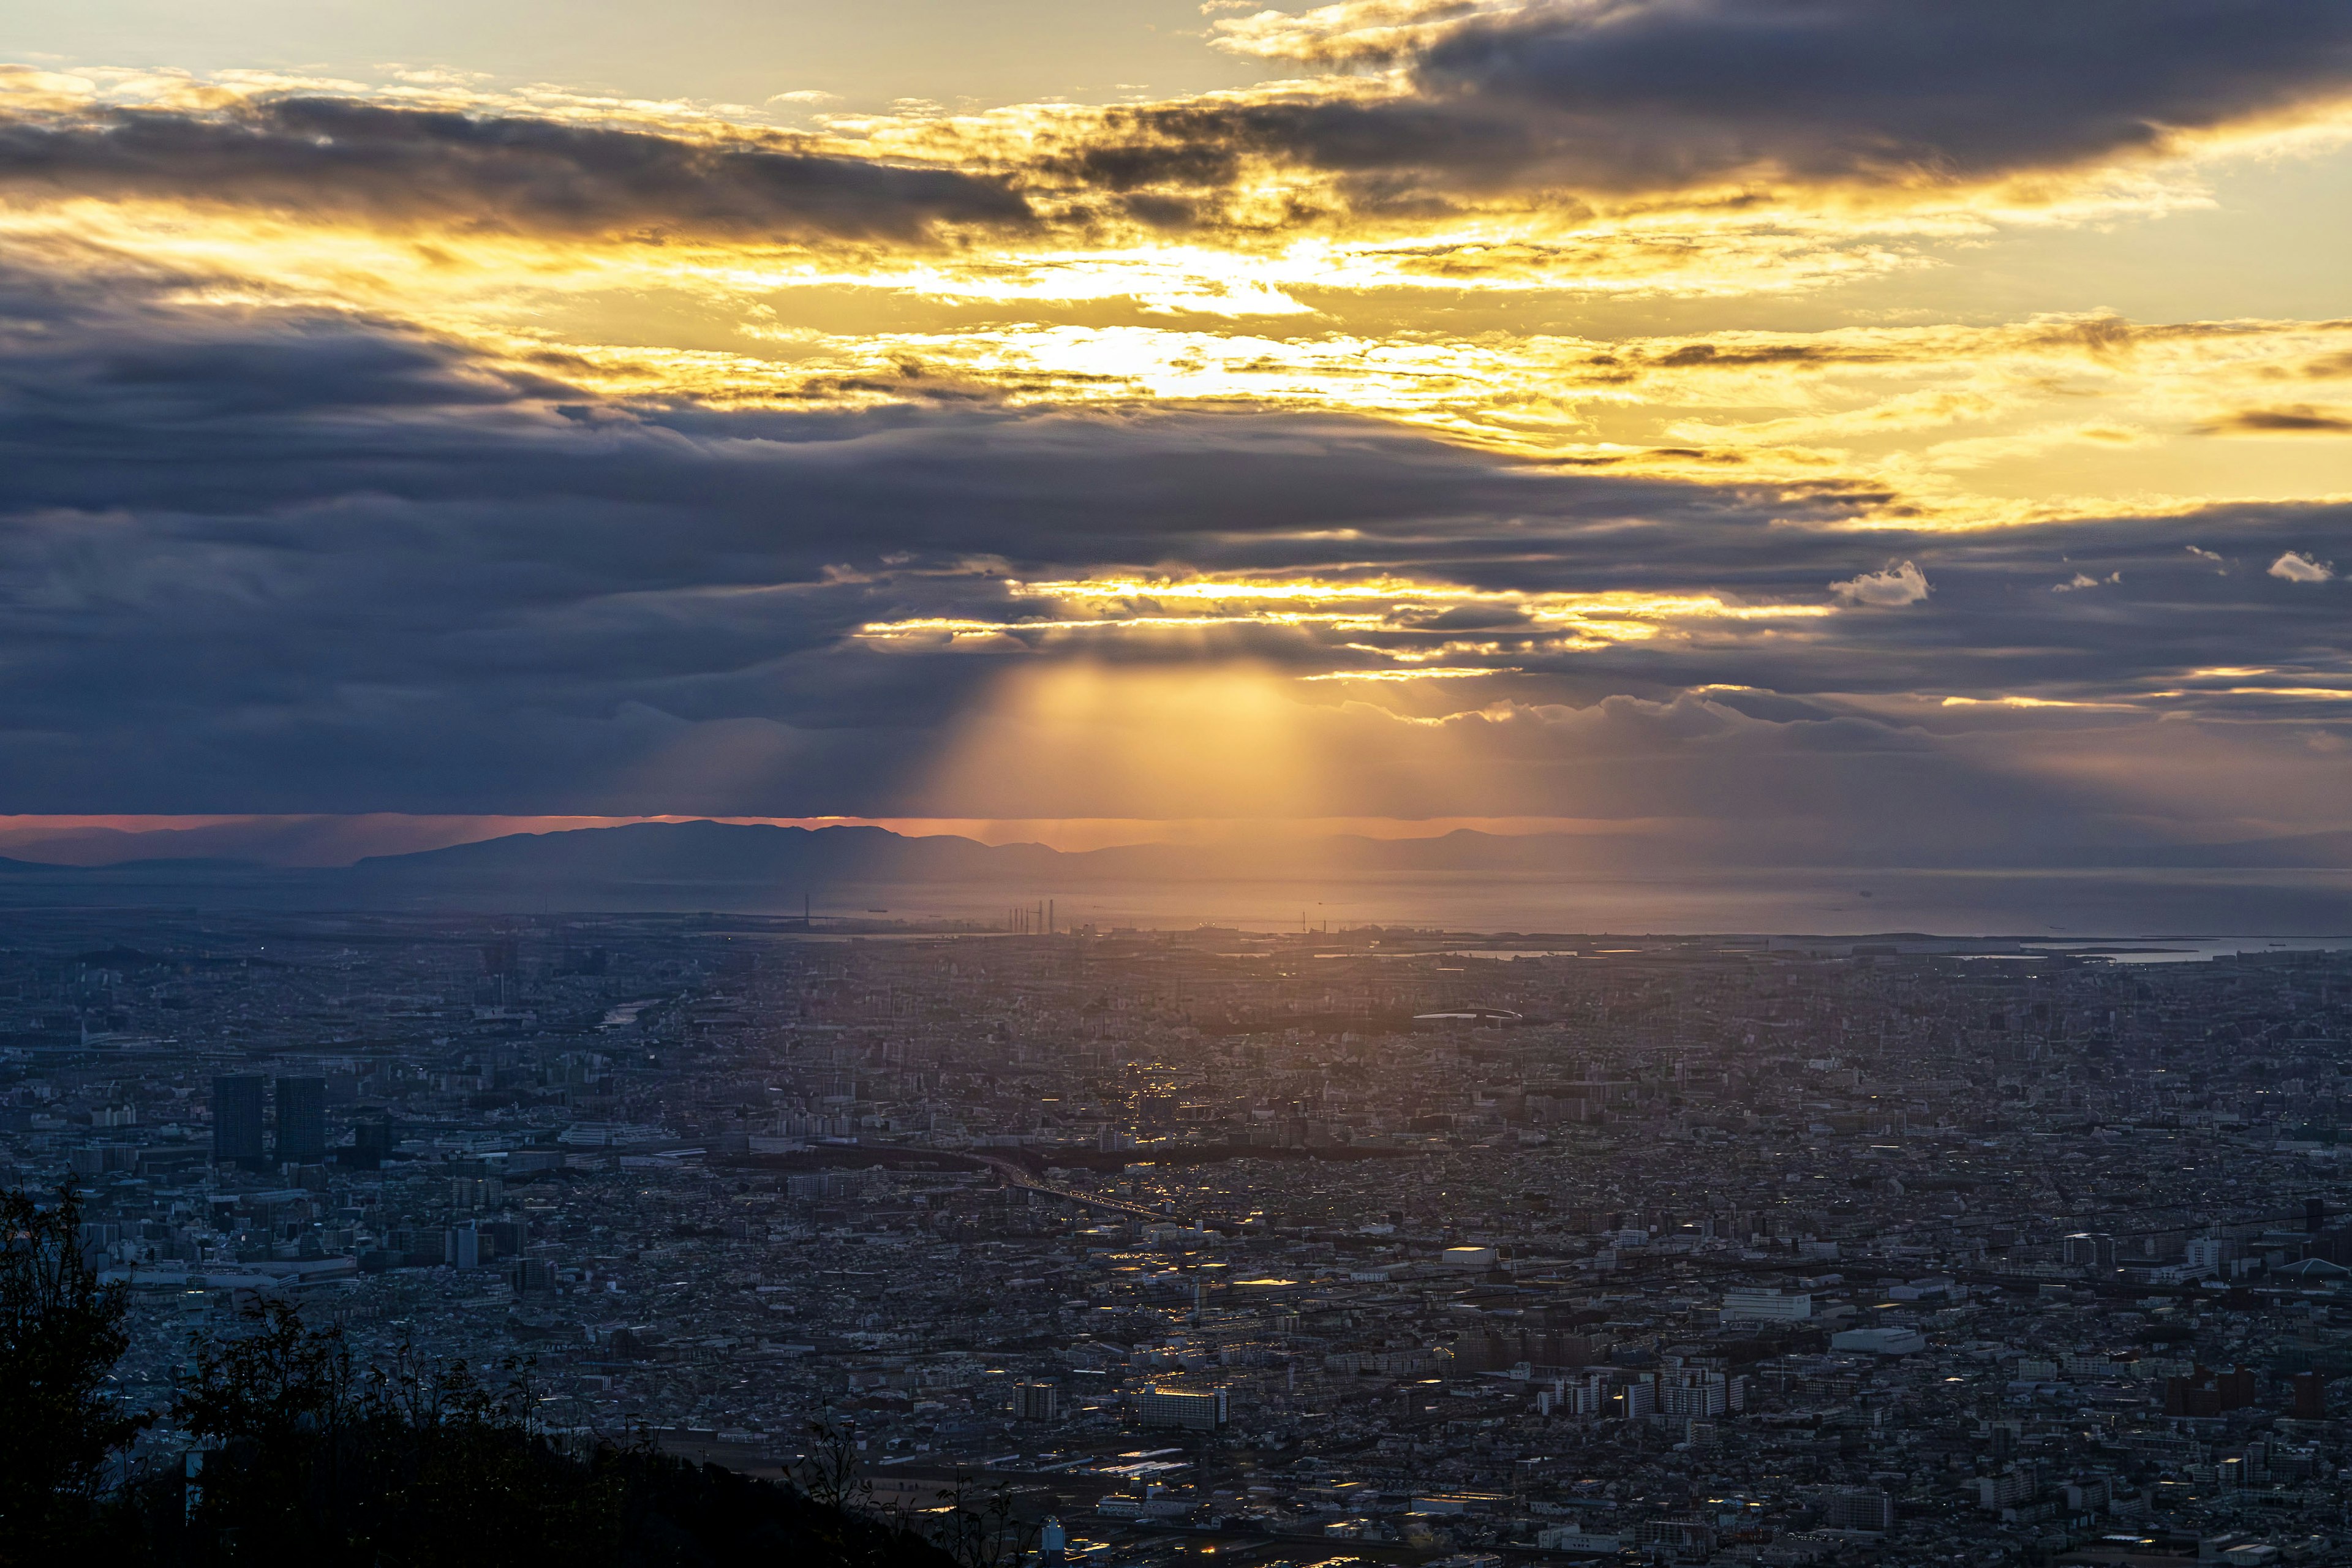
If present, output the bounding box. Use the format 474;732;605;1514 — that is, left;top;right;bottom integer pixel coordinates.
0;813;1678;868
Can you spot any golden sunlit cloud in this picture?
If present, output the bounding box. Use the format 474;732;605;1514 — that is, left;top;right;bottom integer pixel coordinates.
2162;687;2352;700
853;577;1841;665
6;28;2352;841
1300;667;1517;680
853;611;1400;639
11;55;2352;537
438;311;2352;529
1940;695;2133;710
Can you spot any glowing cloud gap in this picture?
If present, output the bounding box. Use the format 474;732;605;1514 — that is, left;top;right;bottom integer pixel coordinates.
1939;695;2135;710
1009;579;1838;618
1009;576;1463;602
1301;667;1520;680
1;32;2351;853
858;582;1839;650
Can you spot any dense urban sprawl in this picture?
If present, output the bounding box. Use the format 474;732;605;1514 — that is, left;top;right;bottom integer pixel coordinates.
5;908;2351;1566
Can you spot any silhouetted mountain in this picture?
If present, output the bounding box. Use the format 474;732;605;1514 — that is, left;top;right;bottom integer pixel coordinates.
352;820;1064;884
0;823;1677;910
0;820;2349;928
342;820;1686;893
344;820;2352;894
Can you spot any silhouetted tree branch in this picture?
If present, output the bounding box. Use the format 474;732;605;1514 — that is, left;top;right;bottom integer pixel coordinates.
0;1182;151;1561
1;1182;963;1567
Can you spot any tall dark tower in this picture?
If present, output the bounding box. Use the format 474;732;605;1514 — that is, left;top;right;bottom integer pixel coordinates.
275;1076;328;1165
348;1114;396;1170
213;1075;266;1169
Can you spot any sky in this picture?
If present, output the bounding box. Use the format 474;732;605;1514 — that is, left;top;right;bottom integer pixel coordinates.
5;2;2352;884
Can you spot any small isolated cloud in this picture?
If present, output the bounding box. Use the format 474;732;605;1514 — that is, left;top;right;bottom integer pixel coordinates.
1830;560;1931;607
2269;551;2336;583
766;89;840;105
2052;571;2120;592
2202;404;2352;434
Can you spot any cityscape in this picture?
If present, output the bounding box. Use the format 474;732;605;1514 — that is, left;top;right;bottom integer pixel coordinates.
12;0;2352;1560
8;905;2350;1564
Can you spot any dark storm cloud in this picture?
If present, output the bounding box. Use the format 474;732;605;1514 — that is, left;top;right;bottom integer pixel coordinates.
1408;0;2352;184
9;1;2345;243
1;262;2348;820
1062;0;2352;211
0;262;1743;809
0;96;1032;241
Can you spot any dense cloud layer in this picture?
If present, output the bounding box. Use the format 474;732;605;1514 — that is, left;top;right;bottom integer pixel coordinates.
1;262;2348;851
10;0;2352;255
1186;0;2352;196
1;18;2348;918
0;96;1033;241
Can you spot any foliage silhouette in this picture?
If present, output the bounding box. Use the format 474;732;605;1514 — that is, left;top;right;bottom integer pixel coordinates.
1;1182;964;1568
0;1182;151;1561
148;1302;963;1566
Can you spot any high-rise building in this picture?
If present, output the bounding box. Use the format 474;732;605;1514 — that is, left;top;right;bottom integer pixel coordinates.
1721;1287;1811;1322
2062;1231;2116;1268
2165;1364;2256;1418
1014;1381;1060;1421
1138;1387;1227;1430
67;1145;138;1179
2065;1477;2111;1512
212;1076;266;1169
1976;1472;2034;1511
348;1116;396;1170
446;1223;492;1268
1824;1488;1893;1532
274;1075;326;1165
450;1175;502;1210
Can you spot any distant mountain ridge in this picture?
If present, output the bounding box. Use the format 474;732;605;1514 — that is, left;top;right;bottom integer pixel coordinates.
0;820;2349;927
351;820;1067;884
348;818;2352;883
347;820;1663;886
4;818;2351;890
